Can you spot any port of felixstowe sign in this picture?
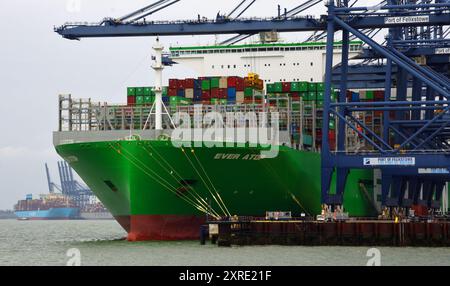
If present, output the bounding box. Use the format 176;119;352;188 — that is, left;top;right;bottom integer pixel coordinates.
384;16;429;24
363;157;416;166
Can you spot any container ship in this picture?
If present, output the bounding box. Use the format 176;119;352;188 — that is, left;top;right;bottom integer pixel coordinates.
54;40;381;240
14;194;80;220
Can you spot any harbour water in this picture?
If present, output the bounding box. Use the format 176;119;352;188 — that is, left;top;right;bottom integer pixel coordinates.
0;220;449;266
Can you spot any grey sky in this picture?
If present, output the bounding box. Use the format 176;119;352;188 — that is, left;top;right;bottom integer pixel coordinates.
0;0;375;209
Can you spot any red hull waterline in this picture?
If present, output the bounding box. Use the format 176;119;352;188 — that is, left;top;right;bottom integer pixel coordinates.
116;215;205;241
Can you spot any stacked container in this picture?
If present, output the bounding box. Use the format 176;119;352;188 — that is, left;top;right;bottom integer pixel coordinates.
127;86;168;106
166;76;253;105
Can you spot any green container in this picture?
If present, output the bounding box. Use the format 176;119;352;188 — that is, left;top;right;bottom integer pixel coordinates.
136;87;144;96
308;82;317;92
316;92;324;101
366;90;374;100
244;87;254;97
305;92;316;101
136;96;144;105
292;102;301;111
329;120;336;130
316;82;325;91
201;80;211;91
299;92;308;99
211;98;220;105
127;87;136;97
274;82;283;93
220;99;228;105
162;86;168;97
267;84;276;93
144;96;155;104
316;101;324;108
291;82;308;92
299;82;309;92
290;82;300;92
210;77;220;89
170;96;192;106
331;90;338;102
143;87;154;96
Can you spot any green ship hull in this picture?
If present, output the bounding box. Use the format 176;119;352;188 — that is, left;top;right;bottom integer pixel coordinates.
55;140;377;240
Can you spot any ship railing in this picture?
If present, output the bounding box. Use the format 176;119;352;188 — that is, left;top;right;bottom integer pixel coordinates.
58;94;365;153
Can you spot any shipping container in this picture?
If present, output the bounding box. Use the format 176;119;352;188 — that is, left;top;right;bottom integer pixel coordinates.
169;79;179;89
227;76;237;87
210;77;220;89
143;87;153;96
244;87;254;97
127;96;136;106
273;82;283;93
127;87;136;97
136;96;144;105
144;95;155;104
136;87;145;96
201;80;211;91
228;87;237;99
316;82;325;91
307;83;317;92
184;78;195;89
211;88;220;98
236;91;245;103
185;88;194;99
177;89;185;98
218;88;227;99
282;82;291;93
162;86;168;97
236;77;245;91
316;92;324;101
291;81;308;92
219;77;228;89
202;90;211;100
168;88;178;97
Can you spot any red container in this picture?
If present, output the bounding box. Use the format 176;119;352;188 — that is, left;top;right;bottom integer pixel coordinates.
282;82;291;92
412;205;428;216
218;88;227;99
168;88;178;97
374;90;384;101
291;92;300;100
236;77;245;91
227;76;238;87
328;131;336;141
127;96;136;106
201;91;211;100
184;78;195;89
210;88;219;99
169;79;179;89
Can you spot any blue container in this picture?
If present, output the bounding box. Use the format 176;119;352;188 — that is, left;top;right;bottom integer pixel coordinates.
194;79;201;89
162;96;169;103
351;92;360;102
177;89;185;98
194;89;202;99
227;87;236;99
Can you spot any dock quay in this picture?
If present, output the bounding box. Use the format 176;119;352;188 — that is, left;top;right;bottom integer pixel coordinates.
203;218;450;247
